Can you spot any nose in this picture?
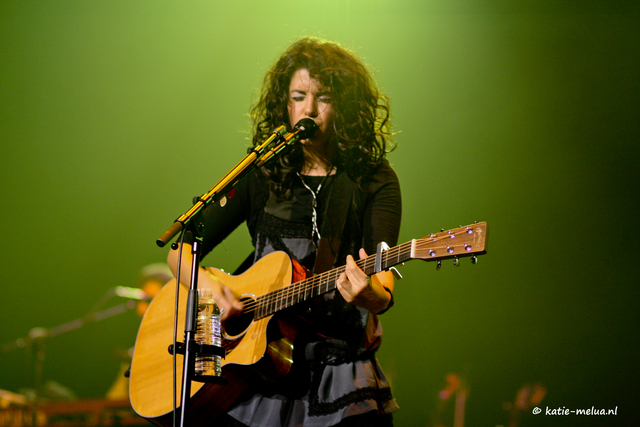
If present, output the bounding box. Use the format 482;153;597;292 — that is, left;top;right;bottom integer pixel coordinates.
304;97;318;118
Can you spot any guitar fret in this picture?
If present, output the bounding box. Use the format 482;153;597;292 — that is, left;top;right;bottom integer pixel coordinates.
286;287;292;306
253;223;486;320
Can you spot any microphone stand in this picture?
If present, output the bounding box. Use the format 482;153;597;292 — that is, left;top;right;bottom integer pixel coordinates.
157;119;317;427
176;235;204;427
156;125;287;248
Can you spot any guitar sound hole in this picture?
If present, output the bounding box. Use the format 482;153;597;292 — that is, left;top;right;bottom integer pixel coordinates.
223;296;255;338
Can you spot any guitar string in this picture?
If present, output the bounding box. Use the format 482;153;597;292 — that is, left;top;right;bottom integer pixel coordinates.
236;238;465;316
237;242;411;316
245;243;402;315
233;233;478;317
239;255;372;316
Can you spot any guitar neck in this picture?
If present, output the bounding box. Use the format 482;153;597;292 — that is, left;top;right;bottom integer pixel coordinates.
252;222;487;319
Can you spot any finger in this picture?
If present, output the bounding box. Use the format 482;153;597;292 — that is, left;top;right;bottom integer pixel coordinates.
337;270;349;290
227;288;244;311
345;254;361;276
222;288;243;318
210;288;238;320
212;292;232;318
336;271;355;303
345;255;368;288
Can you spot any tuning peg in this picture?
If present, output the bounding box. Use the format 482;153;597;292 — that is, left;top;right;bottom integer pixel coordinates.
471;255;478;265
436;260;442;271
453;256;460;267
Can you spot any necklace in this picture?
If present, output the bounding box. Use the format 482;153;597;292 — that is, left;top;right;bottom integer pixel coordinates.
297;168;332;246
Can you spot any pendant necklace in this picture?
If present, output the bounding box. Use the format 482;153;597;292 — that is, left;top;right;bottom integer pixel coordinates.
297;167;332;246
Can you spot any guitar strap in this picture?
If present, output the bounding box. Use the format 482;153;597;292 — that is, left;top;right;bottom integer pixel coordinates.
313;171;357;274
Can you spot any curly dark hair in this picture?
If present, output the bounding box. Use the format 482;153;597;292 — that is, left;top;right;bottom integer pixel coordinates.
251;37;394;200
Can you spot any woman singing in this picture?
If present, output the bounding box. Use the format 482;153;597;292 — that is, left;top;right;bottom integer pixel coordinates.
168;36;401;427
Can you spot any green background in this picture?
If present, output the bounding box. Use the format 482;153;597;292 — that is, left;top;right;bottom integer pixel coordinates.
1;1;638;426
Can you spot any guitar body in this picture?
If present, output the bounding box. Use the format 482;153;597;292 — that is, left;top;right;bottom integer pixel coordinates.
129;251;307;427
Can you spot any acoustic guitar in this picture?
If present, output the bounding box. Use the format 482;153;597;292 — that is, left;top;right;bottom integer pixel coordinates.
129;222;487;426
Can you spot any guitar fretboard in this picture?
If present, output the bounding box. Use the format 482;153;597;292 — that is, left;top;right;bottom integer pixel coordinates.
253;241;414;319
238;222;486;321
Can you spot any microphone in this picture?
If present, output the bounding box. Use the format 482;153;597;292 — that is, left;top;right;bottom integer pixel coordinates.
256;119;318;167
291;118;318;140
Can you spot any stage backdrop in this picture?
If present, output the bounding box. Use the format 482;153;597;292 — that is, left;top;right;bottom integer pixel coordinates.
1;2;638;426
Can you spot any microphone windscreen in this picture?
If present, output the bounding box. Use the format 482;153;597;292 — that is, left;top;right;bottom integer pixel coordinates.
294;118;318;139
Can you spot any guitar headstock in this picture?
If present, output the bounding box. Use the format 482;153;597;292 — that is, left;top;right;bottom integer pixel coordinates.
410;222;487;265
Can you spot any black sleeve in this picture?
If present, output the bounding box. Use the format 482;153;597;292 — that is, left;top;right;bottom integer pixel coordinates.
182;171;268;259
360;161;402;255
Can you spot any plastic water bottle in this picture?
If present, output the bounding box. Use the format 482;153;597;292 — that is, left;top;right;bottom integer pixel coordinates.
194;289;222;377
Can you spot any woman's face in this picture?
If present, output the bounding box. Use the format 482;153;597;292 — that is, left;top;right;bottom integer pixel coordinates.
287;68;334;147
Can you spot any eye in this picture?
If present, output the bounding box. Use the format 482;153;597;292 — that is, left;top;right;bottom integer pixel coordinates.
318;96;332;104
291;96;305;102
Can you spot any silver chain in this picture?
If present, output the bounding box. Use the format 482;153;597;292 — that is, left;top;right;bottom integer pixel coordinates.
297;171;331;246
